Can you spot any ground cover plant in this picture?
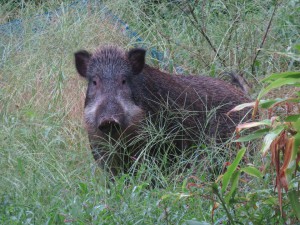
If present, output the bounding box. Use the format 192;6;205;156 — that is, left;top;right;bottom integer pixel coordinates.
0;0;299;224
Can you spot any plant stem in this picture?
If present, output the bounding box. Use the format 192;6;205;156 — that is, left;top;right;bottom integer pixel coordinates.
251;2;278;75
213;185;236;225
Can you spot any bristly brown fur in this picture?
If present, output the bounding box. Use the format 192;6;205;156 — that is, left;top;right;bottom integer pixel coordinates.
93;45;126;63
136;65;251;140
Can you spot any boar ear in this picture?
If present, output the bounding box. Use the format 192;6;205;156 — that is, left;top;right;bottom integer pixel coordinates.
74;50;91;78
128;48;146;75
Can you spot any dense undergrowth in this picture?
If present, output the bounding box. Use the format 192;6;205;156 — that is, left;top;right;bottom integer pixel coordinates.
107;0;299;96
0;0;299;224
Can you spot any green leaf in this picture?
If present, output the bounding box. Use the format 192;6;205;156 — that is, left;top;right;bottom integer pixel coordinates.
294;116;300;130
17;158;25;176
212;183;219;194
259;98;300;109
262;71;300;82
241;166;263;178
222;148;246;194
210;63;216;77
234;128;270;142
288;190;300;219
261;125;285;155
78;182;88;195
254;60;261;67
259;98;284;109
292;132;300;162
225;170;241;204
285;115;300;122
182;178;189;192
258;77;300;99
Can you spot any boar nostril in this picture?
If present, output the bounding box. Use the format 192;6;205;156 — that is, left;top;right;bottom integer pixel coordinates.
98;119;121;134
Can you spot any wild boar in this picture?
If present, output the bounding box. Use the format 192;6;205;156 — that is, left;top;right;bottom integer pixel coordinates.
74;45;251;175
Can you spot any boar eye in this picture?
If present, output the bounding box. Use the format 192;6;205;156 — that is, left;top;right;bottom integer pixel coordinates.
92;80;97;86
122;79;126;85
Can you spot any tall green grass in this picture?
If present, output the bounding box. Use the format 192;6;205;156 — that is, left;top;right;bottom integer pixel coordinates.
106;0;300;95
0;1;129;223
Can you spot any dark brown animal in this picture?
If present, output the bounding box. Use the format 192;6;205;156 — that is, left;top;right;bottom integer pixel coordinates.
74;45;251;175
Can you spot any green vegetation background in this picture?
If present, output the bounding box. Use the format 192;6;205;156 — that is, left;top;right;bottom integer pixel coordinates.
0;0;299;224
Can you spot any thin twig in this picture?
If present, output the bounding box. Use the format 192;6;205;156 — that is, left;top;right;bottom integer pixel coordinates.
224;13;240;53
156;29;211;68
251;2;278;74
214;12;241;66
177;2;227;67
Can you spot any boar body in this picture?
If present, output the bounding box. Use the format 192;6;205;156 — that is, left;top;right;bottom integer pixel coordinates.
75;46;251;175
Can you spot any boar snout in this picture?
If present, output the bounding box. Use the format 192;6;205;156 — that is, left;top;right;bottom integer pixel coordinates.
98;117;121;134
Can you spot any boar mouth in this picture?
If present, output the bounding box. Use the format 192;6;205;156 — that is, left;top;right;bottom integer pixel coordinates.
98;120;122;136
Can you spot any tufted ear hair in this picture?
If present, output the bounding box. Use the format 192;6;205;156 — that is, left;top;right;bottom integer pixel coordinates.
74;50;91;78
128;48;146;75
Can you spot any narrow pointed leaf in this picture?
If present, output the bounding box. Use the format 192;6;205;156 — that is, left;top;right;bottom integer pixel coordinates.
259;98;284;109
225;170;241;204
258;77;300;99
227;102;255;115
288;190;300;219
262;71;300;82
261;125;285;156
294;133;300;154
234;128;270;142
285;115;300;122
222;148;246;194
241;166;263;178
236;120;272;132
294;117;300;130
259;98;300;109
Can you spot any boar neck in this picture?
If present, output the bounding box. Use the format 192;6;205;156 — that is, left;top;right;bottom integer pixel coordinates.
140;65;202;113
